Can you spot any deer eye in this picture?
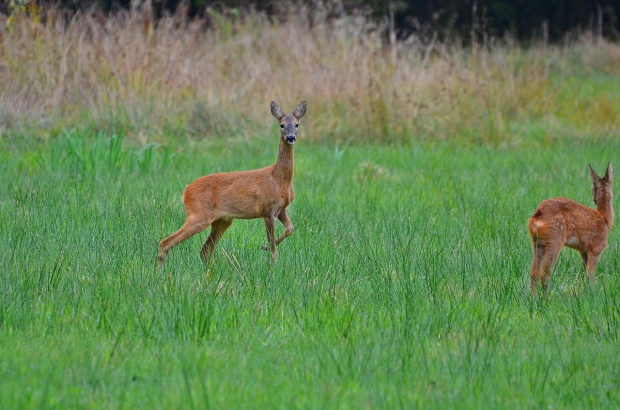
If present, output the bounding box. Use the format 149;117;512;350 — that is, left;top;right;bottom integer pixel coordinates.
295;124;299;128
280;124;284;128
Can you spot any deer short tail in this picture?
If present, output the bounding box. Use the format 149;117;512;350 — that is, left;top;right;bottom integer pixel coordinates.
528;214;550;244
528;218;543;234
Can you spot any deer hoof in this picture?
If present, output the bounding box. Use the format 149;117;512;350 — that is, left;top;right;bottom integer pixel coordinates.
261;244;269;251
157;254;166;267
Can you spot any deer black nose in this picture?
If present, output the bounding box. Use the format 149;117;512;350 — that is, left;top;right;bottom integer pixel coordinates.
286;135;296;143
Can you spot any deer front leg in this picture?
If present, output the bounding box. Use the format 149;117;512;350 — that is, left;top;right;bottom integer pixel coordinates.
262;210;294;250
584;252;600;284
275;210;294;246
264;216;277;262
580;251;590;285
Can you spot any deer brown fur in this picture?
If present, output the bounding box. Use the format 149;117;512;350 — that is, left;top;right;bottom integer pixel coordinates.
528;163;614;296
157;101;307;268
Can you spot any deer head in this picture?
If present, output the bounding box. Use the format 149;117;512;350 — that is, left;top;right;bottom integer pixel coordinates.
589;162;613;207
271;101;306;145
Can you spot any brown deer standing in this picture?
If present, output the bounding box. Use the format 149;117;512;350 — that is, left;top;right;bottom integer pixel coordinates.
157;101;307;268
528;163;614;297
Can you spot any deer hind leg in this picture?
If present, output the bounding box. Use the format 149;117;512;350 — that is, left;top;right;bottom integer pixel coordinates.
530;242;545;297
200;219;233;266
537;242;563;297
530;236;563;297
157;215;212;267
263;216;277;262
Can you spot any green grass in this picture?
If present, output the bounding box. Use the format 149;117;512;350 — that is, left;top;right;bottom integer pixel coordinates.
1;127;619;408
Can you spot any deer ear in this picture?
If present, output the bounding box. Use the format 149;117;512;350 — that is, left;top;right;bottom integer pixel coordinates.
604;162;613;183
271;101;284;120
589;164;600;182
293;101;306;119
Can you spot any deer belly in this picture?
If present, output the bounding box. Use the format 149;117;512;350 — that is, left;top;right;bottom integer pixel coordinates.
219;196;263;219
565;234;583;250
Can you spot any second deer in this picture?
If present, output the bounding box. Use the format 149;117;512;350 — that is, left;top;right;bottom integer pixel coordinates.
528;163;614;297
157;101;307;269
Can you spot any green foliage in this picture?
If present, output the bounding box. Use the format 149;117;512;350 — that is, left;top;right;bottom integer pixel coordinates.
1;132;619;407
26;129;176;176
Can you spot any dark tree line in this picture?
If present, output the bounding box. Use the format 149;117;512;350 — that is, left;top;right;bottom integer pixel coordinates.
386;0;620;43
4;1;619;43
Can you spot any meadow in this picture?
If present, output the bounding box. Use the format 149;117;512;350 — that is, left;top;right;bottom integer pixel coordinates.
2;129;620;408
1;4;620;409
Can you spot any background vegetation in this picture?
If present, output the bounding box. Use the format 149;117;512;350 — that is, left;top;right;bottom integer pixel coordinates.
1;1;619;408
1;2;619;145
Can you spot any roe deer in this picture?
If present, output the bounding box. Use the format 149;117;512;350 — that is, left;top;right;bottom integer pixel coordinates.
528;163;614;297
157;100;307;268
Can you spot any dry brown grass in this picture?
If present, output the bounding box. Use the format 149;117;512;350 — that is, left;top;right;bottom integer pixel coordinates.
1;4;619;144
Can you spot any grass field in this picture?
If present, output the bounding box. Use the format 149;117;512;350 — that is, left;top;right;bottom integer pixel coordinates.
1;123;619;408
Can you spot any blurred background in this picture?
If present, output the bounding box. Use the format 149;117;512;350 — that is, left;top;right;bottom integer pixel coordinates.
5;1;619;42
1;0;619;144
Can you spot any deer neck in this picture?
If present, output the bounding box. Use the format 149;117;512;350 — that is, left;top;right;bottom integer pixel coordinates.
598;190;614;228
272;140;294;184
